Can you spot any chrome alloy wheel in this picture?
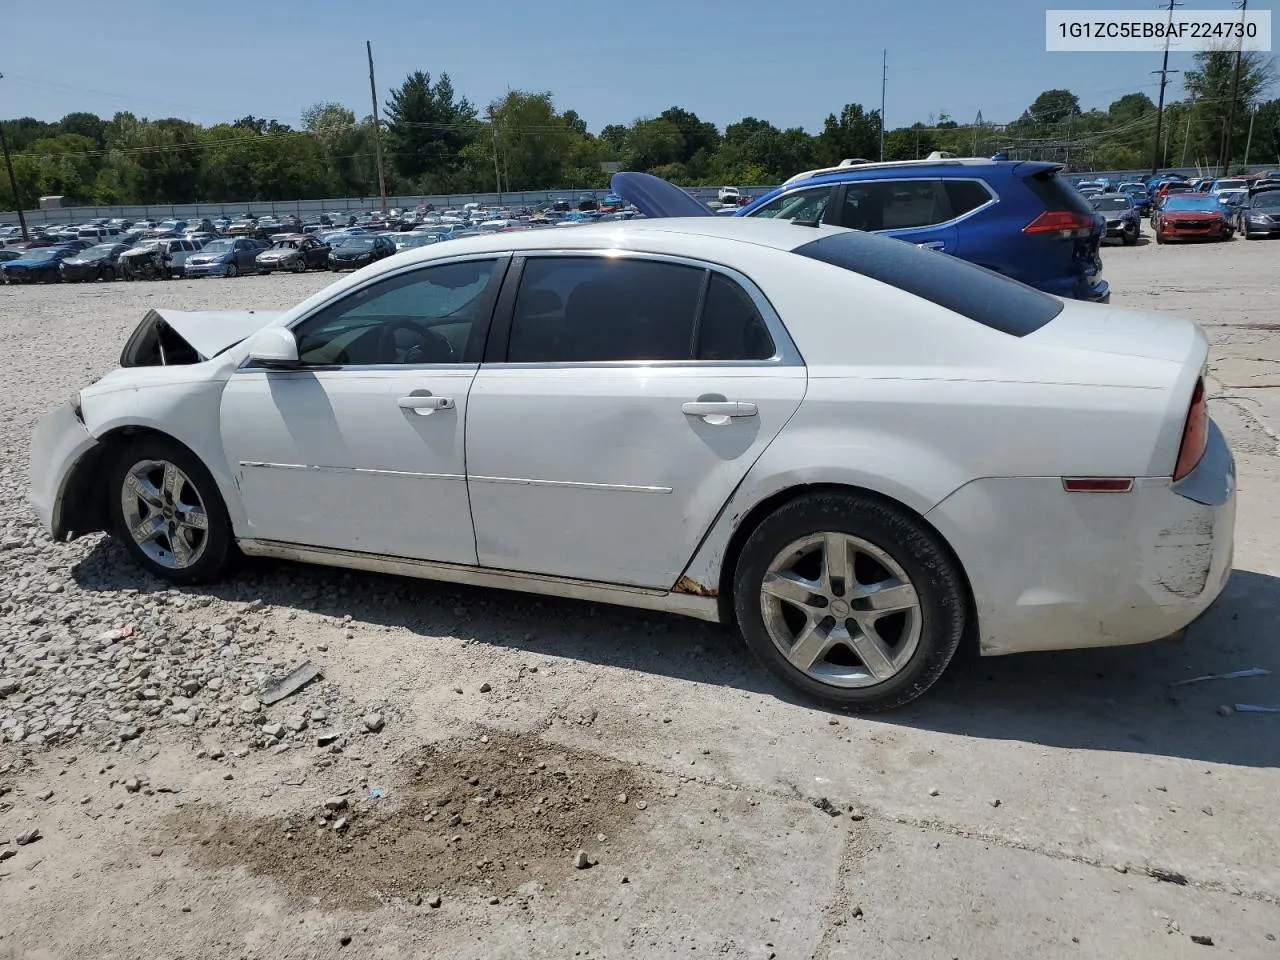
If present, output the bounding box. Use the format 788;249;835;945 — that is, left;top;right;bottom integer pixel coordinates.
120;459;210;569
759;533;922;688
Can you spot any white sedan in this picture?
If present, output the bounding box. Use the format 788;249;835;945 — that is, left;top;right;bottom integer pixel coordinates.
28;210;1235;711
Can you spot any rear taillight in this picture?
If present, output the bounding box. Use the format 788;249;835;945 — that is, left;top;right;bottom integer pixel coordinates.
1173;377;1209;481
1023;210;1095;239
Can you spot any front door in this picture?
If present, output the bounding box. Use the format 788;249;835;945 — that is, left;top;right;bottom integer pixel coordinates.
219;256;507;563
465;253;806;589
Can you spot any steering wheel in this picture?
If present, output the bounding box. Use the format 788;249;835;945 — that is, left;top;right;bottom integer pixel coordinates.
376;318;456;365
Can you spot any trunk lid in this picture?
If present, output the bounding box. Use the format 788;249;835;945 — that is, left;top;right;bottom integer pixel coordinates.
1028;300;1205;365
610;171;717;218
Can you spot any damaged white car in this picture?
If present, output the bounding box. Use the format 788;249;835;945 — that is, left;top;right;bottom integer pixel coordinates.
28;175;1236;711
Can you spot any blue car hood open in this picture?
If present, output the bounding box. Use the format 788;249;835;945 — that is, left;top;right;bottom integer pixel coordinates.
611;171;716;219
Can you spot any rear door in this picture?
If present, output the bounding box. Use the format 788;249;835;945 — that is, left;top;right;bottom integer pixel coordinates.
464;253;807;589
831;178;958;253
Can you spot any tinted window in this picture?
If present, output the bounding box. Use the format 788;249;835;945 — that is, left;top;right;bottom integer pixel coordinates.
292;259;502;366
507;257;704;362
943;179;994;217
839;179;952;231
697;274;775;361
1023;169;1094;216
793;231;1063;337
747;187;833;222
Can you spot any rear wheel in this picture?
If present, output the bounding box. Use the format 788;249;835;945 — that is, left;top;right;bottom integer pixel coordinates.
108;436;235;585
732;492;966;712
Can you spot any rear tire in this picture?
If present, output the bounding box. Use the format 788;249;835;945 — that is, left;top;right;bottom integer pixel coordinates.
107;436;236;586
731;492;967;712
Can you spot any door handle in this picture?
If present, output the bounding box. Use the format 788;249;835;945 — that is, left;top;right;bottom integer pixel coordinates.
682;401;758;424
917;241;946;250
398;394;454;415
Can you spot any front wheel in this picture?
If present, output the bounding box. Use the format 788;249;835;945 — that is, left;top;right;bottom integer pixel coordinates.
1122;225;1138;246
226;262;238;278
107;436;236;585
293;258;307;273
732;492;967;712
1156;230;1166;244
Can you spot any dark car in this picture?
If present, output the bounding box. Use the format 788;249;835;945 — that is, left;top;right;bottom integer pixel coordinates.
256;235;331;274
328;234;396;271
0;245;80;283
1089;194;1141;246
1154;193;1232;243
729;156;1110;302
58;243;132;282
1236;187;1280;239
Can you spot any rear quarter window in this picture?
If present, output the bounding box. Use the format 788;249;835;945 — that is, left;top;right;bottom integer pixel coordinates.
792;230;1063;336
1024;171;1095;215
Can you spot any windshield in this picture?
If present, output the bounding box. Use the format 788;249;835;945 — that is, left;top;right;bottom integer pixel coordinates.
339;237;375;250
1091;197;1132;212
1119;184;1145;194
1214;180;1246;191
22;248;60;261
1251;191;1280;208
82;244;117;259
202;239;234;253
1165;196;1223;212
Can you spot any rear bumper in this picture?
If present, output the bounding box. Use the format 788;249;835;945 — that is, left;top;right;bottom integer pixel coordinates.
28;403;100;541
925;420;1235;656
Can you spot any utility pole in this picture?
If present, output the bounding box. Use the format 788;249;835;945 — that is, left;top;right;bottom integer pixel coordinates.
1181;98;1194;166
973;110;982;155
1244;102;1257;166
0;72;30;241
487;106;503;200
366;41;388;211
879;49;887;161
1150;0;1182;175
1220;0;1249;176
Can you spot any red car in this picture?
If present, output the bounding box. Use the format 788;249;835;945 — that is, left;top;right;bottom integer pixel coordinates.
1154;193;1232;243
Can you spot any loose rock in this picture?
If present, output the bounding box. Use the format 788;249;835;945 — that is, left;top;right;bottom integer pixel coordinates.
362;713;384;733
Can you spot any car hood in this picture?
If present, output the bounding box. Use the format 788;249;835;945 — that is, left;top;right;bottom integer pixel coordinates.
610;171;716;218
119;308;284;367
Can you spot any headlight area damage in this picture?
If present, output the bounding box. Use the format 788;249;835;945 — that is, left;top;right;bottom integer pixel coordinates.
119;308;282;367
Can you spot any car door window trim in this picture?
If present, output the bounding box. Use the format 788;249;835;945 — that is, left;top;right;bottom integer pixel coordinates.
486;249;804;368
234;253;511;373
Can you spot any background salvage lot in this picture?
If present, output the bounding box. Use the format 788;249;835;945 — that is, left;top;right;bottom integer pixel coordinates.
2;241;1280;959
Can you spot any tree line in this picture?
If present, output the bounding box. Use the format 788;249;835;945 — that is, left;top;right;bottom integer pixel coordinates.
2;49;1276;208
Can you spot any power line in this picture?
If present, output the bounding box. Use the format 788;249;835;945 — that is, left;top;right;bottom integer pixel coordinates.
1220;0;1250;175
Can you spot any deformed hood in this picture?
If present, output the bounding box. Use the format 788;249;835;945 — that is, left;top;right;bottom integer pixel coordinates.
120;308;283;367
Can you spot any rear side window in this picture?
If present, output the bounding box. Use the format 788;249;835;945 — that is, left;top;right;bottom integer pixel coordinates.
1023;170;1094;216
943;180;994;217
838;179;952;231
793;231;1063;336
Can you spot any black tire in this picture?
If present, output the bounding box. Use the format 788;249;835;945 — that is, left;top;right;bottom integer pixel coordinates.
1122;226;1137;246
732;492;967;712
293;258;307;273
98;267;113;282
1156;229;1165;244
226;262;238;278
107;435;236;586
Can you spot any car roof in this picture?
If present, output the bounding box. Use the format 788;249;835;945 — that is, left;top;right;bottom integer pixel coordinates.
378;217;843;263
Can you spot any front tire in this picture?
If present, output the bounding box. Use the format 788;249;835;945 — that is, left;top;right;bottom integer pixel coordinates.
107;436;235;585
732;492;966;712
293;258;307;273
226;262;238;278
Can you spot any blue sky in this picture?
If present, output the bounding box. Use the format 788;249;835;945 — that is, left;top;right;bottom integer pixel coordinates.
1;0;1275;133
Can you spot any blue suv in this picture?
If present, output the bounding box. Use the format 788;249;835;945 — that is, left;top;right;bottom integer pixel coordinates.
733;157;1109;302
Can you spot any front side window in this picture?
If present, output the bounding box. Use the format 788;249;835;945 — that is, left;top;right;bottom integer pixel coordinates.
746;186;834;222
290;259;502;366
838;179;952;231
506;257;775;363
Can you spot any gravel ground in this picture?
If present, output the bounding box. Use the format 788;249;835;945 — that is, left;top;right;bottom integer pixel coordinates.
2;249;1280;959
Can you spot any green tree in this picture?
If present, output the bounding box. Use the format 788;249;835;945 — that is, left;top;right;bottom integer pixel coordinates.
383;70;478;188
1023;89;1081;126
817;104;880;164
1184;48;1276;167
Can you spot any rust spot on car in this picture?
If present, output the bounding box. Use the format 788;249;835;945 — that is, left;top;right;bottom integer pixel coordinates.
673;575;718;598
